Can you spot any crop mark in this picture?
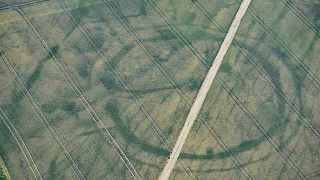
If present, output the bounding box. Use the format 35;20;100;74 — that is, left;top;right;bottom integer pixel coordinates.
235;44;320;140
95;0;254;178
145;0;311;178
57;0;199;178
103;99;265;162
199;1;320;126
193;0;320;93
1;0;312;178
102;1;256;178
245;9;320;89
194;2;313;174
9;0;312;179
55;0;202;179
104;0;256;178
15;6;141;180
0;51;85;180
189;0;320;139
217;78;307;179
145;0;278;178
101;0;192;104
196;118;252;178
69;0;312;177
147;0;209;68
160;1;253;178
190;1;320;126
100;0;269;178
0;106;43;180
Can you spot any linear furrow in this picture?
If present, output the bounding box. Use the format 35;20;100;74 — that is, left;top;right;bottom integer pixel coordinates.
0;106;43;180
147;0;309;179
1;51;85;180
16;6;141;180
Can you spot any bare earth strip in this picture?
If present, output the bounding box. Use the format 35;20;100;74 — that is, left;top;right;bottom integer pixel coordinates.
0;156;11;180
158;0;252;179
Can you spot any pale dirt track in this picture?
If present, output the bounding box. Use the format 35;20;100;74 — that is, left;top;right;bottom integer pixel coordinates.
158;0;252;179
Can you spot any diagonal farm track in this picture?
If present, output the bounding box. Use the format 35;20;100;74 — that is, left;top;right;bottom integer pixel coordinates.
146;0;312;178
0;0;320;179
185;0;320;142
158;1;252;179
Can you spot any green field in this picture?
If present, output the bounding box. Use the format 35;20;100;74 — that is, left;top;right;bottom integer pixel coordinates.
0;0;319;179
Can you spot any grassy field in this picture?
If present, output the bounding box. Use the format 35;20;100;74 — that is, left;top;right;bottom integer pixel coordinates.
0;0;319;179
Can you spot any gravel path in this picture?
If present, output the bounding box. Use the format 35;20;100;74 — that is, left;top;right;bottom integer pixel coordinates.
158;1;252;179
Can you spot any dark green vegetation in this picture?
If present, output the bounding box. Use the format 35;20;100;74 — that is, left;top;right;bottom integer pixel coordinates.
0;0;319;179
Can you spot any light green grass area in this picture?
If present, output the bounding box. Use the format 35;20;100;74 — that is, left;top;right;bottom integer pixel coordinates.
0;0;319;179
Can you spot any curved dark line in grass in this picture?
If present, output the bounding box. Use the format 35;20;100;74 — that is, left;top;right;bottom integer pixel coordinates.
131;150;274;173
104;100;291;160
